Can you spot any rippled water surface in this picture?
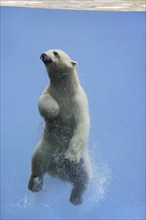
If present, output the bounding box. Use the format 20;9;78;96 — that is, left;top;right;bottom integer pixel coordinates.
1;0;145;11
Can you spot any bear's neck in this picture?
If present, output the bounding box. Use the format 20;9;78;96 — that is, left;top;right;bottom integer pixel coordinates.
49;69;80;91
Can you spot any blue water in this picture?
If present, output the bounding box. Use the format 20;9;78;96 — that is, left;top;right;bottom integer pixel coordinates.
1;7;145;219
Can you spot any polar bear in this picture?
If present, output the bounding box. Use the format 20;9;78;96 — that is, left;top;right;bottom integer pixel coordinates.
28;49;92;205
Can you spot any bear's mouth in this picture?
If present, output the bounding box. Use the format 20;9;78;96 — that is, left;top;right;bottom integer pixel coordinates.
40;53;52;64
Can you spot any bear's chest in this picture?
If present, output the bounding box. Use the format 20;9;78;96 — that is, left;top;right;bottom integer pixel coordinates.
50;88;74;122
45;90;75;143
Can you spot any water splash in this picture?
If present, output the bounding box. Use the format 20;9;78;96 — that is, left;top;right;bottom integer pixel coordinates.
17;194;36;208
86;141;112;206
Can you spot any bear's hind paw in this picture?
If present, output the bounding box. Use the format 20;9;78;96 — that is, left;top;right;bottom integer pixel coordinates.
70;194;82;205
28;176;43;192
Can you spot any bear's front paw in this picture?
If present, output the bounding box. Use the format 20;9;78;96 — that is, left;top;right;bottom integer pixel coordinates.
28;176;43;192
38;94;60;120
65;147;81;162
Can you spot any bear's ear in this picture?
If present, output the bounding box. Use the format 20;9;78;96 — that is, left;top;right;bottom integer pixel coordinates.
71;60;77;66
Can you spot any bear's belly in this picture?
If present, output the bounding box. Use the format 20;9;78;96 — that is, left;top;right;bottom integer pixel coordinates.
47;156;86;182
44;116;74;144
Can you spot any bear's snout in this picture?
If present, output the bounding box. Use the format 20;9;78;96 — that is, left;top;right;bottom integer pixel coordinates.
40;53;52;64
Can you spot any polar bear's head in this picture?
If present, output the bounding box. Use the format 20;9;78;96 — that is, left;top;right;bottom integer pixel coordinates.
40;49;77;78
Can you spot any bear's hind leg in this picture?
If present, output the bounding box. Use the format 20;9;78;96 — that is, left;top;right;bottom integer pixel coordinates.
68;159;89;205
28;144;46;192
70;182;87;205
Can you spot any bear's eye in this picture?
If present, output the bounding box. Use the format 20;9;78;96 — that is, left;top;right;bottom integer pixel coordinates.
53;51;59;56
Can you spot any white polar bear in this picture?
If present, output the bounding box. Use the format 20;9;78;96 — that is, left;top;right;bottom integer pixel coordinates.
28;49;92;205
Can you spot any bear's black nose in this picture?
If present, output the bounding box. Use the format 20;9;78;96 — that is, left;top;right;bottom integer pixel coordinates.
40;53;52;64
40;53;47;61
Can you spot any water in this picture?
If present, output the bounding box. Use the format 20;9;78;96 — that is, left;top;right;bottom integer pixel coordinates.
1;0;145;11
1;6;145;219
